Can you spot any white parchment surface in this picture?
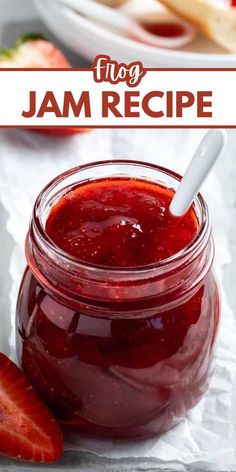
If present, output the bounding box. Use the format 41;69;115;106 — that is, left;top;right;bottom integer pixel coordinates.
0;128;236;471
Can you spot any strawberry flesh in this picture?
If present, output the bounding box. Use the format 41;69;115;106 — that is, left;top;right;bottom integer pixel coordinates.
0;353;63;463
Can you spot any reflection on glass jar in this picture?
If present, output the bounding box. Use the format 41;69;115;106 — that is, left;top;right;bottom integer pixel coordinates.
16;161;220;440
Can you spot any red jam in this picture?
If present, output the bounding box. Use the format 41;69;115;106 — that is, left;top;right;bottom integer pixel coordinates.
141;22;185;39
16;163;220;439
45;178;198;267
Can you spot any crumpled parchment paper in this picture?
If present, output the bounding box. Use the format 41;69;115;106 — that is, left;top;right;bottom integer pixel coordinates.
0;128;236;471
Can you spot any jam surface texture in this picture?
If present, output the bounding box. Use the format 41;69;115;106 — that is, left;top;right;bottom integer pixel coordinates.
46;178;198;267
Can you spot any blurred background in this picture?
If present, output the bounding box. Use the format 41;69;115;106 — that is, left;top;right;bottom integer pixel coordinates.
2;0;236;67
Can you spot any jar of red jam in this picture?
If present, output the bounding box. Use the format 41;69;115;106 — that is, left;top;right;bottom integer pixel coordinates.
16;160;220;440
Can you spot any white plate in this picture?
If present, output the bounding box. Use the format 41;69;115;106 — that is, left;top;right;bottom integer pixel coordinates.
34;0;236;67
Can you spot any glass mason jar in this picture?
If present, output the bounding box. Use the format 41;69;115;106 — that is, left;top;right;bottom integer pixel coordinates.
16;160;220;440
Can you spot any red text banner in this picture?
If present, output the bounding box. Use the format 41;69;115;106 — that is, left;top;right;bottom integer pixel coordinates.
0;58;235;128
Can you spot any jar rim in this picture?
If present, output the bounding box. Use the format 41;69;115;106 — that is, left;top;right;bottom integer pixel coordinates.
32;159;210;275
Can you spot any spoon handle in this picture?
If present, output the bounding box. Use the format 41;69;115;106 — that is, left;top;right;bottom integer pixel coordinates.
169;130;227;217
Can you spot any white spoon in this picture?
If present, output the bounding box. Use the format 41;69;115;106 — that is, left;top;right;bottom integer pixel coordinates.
44;0;196;49
169;130;227;217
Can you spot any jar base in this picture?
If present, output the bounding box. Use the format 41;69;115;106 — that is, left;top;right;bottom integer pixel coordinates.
60;415;184;441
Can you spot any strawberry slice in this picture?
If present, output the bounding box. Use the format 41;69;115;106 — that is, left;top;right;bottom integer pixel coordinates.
0;353;63;463
0;34;88;137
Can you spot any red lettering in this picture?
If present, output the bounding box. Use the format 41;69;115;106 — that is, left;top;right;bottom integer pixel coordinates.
125;92;140;118
63;91;91;117
37;91;62;118
197;91;213;117
102;92;122;117
176;92;195;118
142;92;164;118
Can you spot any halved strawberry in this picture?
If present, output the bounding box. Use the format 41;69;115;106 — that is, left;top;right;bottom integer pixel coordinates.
0;353;63;463
0;34;88;137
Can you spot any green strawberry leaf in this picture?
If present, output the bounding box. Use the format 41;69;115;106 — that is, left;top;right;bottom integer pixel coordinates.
0;48;15;60
0;33;48;62
16;33;47;46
